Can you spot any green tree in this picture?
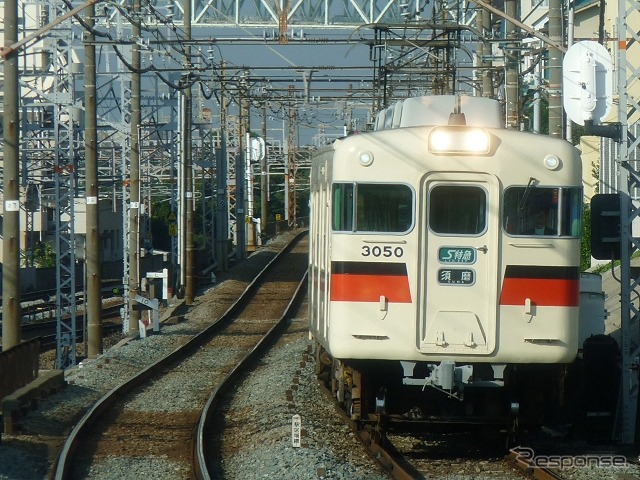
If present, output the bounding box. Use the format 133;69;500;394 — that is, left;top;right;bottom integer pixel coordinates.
571;122;588;146
22;241;57;268
150;199;174;251
522;94;549;134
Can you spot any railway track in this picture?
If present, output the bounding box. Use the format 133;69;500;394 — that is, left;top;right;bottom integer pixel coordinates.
21;301;124;348
0;280;122;322
53;231;309;480
317;376;635;480
377;431;542;479
194;265;308;479
362;423;571;479
3;229;639;479
383;421;639;480
1;288;125;350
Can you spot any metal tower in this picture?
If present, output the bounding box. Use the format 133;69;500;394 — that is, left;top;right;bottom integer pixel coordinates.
612;0;640;444
48;0;78;369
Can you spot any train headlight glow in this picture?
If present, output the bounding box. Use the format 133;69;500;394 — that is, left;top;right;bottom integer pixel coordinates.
428;127;491;154
544;154;561;170
359;151;374;166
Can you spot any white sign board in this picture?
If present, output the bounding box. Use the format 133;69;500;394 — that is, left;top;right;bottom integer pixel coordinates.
563;41;613;125
134;295;160;332
250;136;265;162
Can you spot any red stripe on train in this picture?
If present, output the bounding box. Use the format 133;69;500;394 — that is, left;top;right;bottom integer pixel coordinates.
499;278;579;307
330;273;412;303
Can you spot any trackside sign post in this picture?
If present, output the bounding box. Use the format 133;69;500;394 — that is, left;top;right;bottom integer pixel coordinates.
291;414;301;447
134;295;159;337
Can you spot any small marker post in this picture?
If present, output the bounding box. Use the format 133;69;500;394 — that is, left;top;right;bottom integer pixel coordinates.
291;414;301;447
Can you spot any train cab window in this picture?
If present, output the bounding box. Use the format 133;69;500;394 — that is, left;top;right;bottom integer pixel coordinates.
332;183;412;233
332;183;355;231
356;184;412;232
503;186;582;237
429;186;487;235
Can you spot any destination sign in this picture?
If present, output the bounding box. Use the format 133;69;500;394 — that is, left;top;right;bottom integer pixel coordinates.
437;268;475;286
438;247;476;264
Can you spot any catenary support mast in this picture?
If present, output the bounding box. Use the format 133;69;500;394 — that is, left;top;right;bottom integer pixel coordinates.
2;0;21;351
84;1;103;357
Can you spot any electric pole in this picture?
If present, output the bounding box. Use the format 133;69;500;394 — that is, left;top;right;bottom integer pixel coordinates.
184;0;195;304
548;0;564;138
2;0;21;350
128;0;141;335
215;63;229;273
261;99;268;242
504;0;519;129
84;1;103;356
236;77;248;260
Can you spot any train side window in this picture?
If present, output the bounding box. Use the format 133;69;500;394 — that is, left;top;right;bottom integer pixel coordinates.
560;187;582;236
503;186;581;237
356;184;413;232
332;183;355;231
429;186;486;235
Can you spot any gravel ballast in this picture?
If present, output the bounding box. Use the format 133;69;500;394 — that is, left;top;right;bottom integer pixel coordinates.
0;232;386;480
2;230;640;480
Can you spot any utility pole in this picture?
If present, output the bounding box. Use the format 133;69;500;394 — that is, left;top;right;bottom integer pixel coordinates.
547;0;564;138
84;1;102;356
504;0;519;128
184;0;195;304
475;2;494;98
216;63;229;273
128;0;141;335
261;99;268;242
236;77;248;260
2;0;21;350
286;89;297;226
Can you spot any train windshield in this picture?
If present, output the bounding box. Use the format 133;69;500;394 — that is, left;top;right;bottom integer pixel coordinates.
332;183;413;233
503;186;582;237
428;185;487;235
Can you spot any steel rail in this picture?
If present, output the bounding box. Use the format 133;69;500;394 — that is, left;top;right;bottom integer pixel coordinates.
317;375;540;479
505;451;564;480
1;304;122;348
194;270;308;479
53;230;308;480
316;381;419;480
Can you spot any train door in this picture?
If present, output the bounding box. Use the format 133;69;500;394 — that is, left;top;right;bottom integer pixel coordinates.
419;173;499;355
320;179;330;339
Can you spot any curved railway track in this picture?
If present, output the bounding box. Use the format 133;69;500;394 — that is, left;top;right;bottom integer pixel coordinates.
194;271;308;479
317;375;599;480
53;231;309;480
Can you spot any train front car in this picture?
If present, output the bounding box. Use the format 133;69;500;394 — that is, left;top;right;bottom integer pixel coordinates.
308;96;582;436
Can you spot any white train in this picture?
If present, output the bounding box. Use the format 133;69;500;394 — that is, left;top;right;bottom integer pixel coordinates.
308;95;583;432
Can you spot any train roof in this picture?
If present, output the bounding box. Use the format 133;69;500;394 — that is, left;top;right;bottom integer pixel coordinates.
375;95;503;130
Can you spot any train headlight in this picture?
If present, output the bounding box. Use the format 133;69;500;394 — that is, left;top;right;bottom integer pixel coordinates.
428;127;491;154
359;151;374;166
543;154;561;170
